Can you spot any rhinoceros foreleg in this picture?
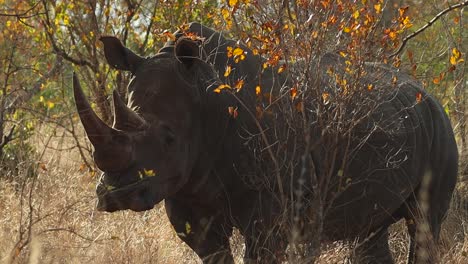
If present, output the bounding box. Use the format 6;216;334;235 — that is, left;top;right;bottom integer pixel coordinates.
165;199;234;264
243;226;287;264
351;227;394;264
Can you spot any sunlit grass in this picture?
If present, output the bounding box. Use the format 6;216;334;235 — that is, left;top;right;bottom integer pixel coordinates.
0;129;466;263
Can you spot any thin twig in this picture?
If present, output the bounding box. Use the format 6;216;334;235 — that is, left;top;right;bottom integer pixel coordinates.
390;1;468;58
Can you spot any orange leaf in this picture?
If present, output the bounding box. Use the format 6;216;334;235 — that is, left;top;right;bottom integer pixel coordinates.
295;101;304;113
79;163;86;172
256;106;263;119
162;30;176;41
290;87;298;99
234;79;244;92
416;92;422;103
39;163;47;171
322;92;330;105
228;106;238;118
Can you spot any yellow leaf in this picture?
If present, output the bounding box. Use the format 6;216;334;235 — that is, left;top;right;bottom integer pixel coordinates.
143;169;156;177
228;0;238;7
224;65;232;77
337;169;344;177
226;46;233;58
374;4;381;13
450;57;457;65
255;86;261;96
343;27;351;33
450;48;464;65
213;84;231;93
221;8;230;20
353;10;360;19
278;64;286;74
185;222;191;234
63;16;70;26
234;54;245;63
233;47;244;57
402;16;412;29
47;101;55;109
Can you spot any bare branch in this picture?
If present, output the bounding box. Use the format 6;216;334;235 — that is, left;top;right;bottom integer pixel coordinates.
0;2;41;18
390;1;468;58
0;125;16;151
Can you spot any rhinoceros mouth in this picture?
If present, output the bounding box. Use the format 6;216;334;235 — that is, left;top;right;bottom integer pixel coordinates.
96;178;160;212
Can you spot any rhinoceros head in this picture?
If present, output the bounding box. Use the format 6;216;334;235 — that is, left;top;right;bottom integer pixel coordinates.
74;36;222;212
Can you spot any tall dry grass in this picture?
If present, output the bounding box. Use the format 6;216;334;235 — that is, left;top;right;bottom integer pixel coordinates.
0;128;467;263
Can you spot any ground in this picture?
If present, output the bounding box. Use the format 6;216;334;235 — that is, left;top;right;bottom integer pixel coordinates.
0;132;467;263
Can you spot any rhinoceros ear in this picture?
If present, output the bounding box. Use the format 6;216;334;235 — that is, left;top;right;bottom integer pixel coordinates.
175;37;201;67
100;36;144;73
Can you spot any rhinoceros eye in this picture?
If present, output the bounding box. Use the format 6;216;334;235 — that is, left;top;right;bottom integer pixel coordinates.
161;124;175;148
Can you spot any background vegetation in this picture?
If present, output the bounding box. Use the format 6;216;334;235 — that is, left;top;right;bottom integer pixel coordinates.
0;0;466;263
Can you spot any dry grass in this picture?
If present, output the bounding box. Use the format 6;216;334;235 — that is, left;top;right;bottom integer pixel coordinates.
0;128;467;264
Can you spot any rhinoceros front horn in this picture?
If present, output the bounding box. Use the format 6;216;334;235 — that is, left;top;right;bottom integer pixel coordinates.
73;73;114;146
112;90;148;131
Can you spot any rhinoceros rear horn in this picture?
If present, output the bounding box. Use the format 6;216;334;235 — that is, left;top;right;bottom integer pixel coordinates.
73;73;114;146
112;90;148;131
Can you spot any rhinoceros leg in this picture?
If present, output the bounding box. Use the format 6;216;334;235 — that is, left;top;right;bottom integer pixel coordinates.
351;227;394;264
165;199;234;264
243;226;287;264
404;200;443;264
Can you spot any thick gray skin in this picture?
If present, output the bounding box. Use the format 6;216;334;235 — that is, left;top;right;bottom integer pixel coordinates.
164;23;458;264
76;23;458;264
